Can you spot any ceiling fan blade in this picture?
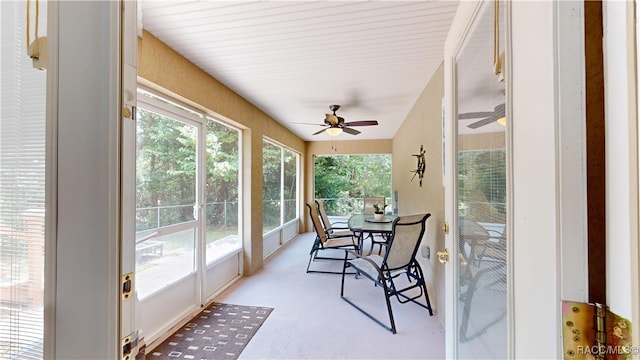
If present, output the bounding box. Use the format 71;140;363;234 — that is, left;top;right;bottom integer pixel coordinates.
458;111;493;120
344;120;378;127
313;128;328;135
342;127;361;135
467;114;498;129
465;103;506;128
325;114;339;125
459;103;505;121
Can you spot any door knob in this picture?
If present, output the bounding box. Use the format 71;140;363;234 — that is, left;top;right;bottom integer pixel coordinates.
437;248;449;264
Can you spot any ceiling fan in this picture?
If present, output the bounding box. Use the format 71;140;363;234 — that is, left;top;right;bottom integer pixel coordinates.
302;105;378;136
458;103;505;129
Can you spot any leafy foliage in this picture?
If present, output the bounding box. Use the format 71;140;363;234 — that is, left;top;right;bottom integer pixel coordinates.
263;142;299;233
136;109;240;232
205;120;240;231
262;141;282;233
457;150;506;222
136;109;197;230
314;154;391;215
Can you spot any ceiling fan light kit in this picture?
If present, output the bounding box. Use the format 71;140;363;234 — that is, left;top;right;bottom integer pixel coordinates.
295;104;379;137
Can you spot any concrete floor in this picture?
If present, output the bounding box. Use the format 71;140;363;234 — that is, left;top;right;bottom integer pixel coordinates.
213;232;445;359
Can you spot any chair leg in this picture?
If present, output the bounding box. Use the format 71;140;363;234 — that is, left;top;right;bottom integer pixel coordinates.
340;251;348;296
306;238;319;273
459;264;506;342
341;262;396;333
381;278;397;334
306;249;316;273
459;269;481;343
415;263;433;316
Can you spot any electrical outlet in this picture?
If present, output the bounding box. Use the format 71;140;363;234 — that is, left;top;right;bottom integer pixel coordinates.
421;245;430;259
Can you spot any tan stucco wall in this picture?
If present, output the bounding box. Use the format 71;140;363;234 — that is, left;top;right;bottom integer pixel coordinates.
392;63;445;323
138;31;305;274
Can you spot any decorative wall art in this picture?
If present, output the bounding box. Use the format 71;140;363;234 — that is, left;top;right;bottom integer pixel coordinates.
411;145;426;186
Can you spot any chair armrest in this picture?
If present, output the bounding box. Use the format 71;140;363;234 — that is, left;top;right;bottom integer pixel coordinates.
486;229;505;240
327;225;349;232
345;249;364;259
343;250;384;279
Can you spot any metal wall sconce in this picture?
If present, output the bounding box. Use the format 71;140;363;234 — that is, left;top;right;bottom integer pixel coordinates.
411;145;426;186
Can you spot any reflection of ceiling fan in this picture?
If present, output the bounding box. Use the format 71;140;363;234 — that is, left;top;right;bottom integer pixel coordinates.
458;103;505;129
301;105;378;136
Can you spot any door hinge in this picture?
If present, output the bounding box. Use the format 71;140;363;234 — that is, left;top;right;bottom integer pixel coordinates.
562;300;633;359
121;331;139;360
122;272;133;301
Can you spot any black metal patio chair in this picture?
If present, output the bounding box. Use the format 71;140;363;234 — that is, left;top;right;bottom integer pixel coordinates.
340;213;433;333
457;218;507;342
306;202;359;274
316;199;352;236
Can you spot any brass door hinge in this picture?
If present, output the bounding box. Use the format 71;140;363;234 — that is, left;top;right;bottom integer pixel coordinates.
562;300;633;359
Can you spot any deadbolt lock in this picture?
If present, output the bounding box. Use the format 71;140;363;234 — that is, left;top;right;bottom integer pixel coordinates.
437;248;449;264
442;221;449;234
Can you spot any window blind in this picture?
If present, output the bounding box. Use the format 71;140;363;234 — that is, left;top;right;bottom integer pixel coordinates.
0;1;47;358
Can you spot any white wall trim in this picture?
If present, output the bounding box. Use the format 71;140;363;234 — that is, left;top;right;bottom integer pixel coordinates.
603;0;636;321
52;1;121;357
442;1;484;358
510;1;588;358
554;0;588;304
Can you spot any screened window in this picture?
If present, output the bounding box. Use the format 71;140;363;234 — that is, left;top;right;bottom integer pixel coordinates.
283;149;298;223
205;118;241;264
263;141;281;234
136;107;197;231
135;90;242;298
135;102;199;297
262;140;299;234
314;154;391;216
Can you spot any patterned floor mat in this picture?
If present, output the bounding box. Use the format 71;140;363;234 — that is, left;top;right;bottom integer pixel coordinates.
148;302;273;359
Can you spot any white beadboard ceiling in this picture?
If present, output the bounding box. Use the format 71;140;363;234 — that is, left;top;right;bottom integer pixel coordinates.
140;1;460;141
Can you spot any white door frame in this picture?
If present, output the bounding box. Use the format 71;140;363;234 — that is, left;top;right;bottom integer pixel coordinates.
46;1;122;358
604;0;640;349
443;3;482;358
444;1;589;358
121;0;138;354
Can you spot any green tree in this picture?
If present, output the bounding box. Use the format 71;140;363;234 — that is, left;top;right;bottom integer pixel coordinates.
205;119;240;231
263;141;282;232
136;109;197;230
136;110;241;232
314;154;392;215
457;150;506;222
